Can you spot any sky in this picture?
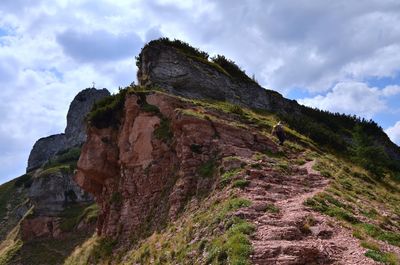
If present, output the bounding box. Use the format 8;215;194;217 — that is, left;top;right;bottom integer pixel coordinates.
1;0;400;184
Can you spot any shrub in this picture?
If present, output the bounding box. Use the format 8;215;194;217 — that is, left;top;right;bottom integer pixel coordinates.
228;104;245;116
137;38;209;68
198;159;217;178
232;179;250;189
87;89;127;129
220;168;242;187
14;174;32;188
91;237;117;262
265;203;280;214
154;118;173;142
365;250;399;265
211;55;255;83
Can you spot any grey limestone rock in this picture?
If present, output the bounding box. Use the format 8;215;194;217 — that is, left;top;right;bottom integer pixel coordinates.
26;134;67;172
28;170;92;216
137;42;300;114
65;88;110;146
26;88;110;172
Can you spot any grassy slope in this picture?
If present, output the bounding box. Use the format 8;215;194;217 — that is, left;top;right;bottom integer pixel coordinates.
65;92;400;264
3;89;400;264
0;146;99;265
305;154;400;264
71;91;400;264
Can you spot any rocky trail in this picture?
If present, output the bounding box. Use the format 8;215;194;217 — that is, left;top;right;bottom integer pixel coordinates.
236;155;377;265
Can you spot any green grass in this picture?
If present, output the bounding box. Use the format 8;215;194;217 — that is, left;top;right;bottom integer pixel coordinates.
59;203;98;232
0;180;18;221
264;203;280;214
356;223;400;247
13;174;32;188
0;226;22;265
90;237;117;263
232;179;250;189
38;164;72;178
360;240;381;251
207;217;255;265
120;195;252;265
141;102;160;113
87;89;127;129
198;159;217;178
154;118;173;142
365;250;399;265
43;147;81;170
220;168;243;187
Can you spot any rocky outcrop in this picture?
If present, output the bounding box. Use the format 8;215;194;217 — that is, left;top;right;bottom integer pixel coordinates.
75;92;278;239
28;169;92;216
137;42;300;113
27;88;110;172
26;134;67;172
65;88;110;147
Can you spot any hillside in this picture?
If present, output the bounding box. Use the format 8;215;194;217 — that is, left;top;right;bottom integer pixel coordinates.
1;39;400;265
0;88;108;265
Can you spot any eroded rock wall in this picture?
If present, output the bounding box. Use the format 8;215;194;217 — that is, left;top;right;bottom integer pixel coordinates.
75;92;277;240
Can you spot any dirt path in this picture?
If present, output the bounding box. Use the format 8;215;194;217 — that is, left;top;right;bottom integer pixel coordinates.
238;159;377;265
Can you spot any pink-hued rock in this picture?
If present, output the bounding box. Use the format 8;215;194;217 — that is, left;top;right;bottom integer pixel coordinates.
75;92;277;239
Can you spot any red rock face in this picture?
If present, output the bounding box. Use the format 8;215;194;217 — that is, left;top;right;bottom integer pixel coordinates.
75;92;277;240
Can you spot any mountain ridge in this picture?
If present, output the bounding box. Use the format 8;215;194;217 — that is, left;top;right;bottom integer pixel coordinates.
1;38;400;264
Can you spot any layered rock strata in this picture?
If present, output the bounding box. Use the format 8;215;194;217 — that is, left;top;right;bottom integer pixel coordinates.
75;92;278;239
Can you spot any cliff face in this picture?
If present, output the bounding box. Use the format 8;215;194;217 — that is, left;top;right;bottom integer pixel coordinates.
27;88;110;172
137;42;299;114
75;92;277;239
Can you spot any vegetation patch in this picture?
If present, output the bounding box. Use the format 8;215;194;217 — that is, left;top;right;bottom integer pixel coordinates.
357;223;400;247
365;250;399;265
207;217;255;265
43;147;81;170
360;240;380;251
154;118;173;142
220;168;243;187
59;203;98;232
90;237;117;263
232;179;250;189
211;55;256;84
87;88;127;129
14;174;32;188
38;164;72;178
0;226;22;265
265;203;280;214
121;195;252;265
198;158;217;178
141;102;160;114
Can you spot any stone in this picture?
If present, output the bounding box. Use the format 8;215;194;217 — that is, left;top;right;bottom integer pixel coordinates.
75;92;277;239
137;42;300;114
26;88;110;172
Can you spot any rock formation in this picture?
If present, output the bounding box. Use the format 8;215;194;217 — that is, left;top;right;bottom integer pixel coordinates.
27;88;110;172
75;92;277;238
137;41;299;114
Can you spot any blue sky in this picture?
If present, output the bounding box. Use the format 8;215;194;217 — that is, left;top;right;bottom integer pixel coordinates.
1;0;400;184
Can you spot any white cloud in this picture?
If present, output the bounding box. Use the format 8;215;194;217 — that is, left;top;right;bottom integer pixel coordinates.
386;121;400;146
298;82;389;118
